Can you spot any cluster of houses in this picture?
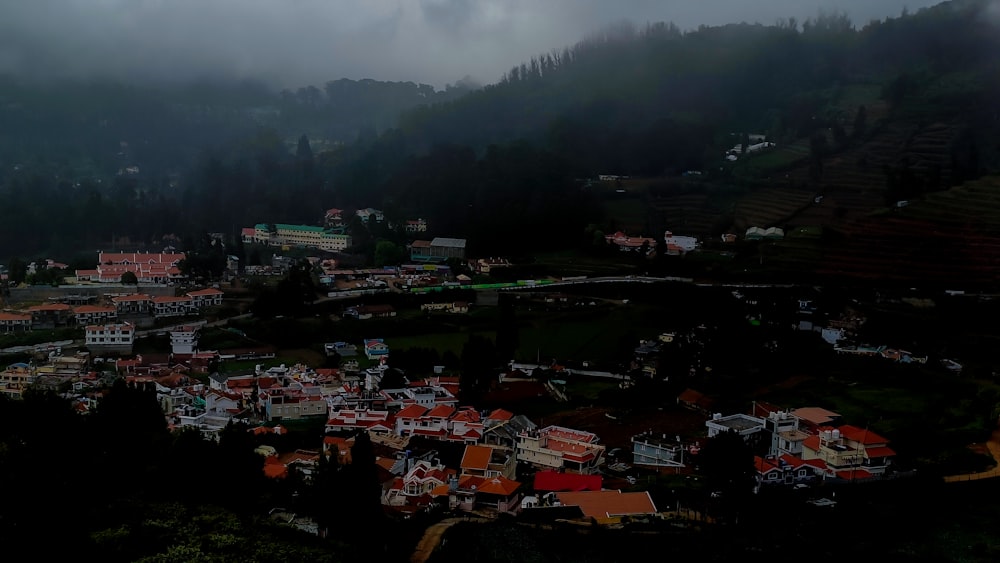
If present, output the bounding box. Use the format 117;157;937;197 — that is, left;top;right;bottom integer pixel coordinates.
604;230;701;256
0;287;224;337
74;251;186;284
241;208;431;255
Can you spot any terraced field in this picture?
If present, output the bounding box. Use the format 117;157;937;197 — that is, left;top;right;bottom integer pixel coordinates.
731;185;815;231
812;176;1000;285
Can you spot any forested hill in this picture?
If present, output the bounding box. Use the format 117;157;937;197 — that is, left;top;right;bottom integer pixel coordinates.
2;0;1000;264
0;76;473;179
396;0;1000;176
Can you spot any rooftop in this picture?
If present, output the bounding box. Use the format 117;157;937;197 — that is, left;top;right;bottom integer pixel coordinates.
430;237;467;248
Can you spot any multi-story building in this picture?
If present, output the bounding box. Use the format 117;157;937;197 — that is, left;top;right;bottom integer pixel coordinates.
0;312;32;333
152;295;195;317
75;252;185;284
84;322;135;354
250;223;352;252
170;325;200;355
409;238;467;263
187;288;224;308
0;362;34;398
111;294;153;315
461;444;517;480
516;425;605;474
72;305;118;326
26;303;72;329
631;432;687;468
801;426;896;480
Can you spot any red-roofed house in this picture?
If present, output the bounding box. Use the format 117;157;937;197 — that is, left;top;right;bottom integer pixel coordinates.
554;490;658;523
187;288;224;308
605;231;657;254
73;305;118;326
152;295;195;317
754;454;827;487
801;426;895;480
461;444;516;480
447;407;484;443
517;425;605;474
26;303;72;329
533;470;602;492
0;312;32;333
325;408;394;433
431;474;522;515
111;294;153;315
384;459;456;507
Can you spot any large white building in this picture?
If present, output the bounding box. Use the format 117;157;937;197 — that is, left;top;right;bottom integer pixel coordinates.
85;322;135;354
248;223;352;252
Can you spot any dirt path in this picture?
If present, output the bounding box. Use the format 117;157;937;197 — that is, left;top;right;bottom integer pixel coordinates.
943;428;1000;483
410;516;488;563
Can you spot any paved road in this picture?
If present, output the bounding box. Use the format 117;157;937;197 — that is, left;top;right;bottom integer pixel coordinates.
943;428;1000;483
410;516;488;563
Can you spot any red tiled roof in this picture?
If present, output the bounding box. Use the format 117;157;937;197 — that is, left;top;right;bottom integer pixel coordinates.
427;404;455;418
839;425;889;445
396;404;429;419
864;446;896;458
555;490;658;519
461;445;493;471
458;475;521;496
0;313;31;321
802;435;821;451
26;303;71;312
836;469;873;480
73;305;116;314
187;288;224;297
533;470;602;492
487;408;514;421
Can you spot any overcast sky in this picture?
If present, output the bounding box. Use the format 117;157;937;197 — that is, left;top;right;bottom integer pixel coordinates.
0;0;950;90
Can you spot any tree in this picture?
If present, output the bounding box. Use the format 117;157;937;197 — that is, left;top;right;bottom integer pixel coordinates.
373;240;404;267
7;257;27;286
121;271;138;285
696;430;756;518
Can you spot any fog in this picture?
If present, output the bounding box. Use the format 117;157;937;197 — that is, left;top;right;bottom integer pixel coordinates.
0;0;944;89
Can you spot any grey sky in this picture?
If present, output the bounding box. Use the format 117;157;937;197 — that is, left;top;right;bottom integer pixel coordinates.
0;0;947;90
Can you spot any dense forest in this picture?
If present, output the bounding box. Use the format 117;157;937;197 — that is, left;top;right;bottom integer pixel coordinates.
1;0;999;263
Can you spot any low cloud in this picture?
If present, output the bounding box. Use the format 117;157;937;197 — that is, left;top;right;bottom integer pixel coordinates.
0;0;942;89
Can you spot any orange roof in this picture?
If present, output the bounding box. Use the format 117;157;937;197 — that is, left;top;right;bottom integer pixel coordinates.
187;288;224;297
263;463;288;479
152;295;192;303
839;425;889;445
460;445;493;471
864;446;896;458
0;313;31;321
487;408;514;421
73;305;116;314
555;490;658;519
427;404;456;418
836;468;872;480
458;475;520;496
396;404;429;419
26;303;71;312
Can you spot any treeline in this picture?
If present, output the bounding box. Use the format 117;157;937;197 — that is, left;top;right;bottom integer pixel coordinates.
0;383;403;561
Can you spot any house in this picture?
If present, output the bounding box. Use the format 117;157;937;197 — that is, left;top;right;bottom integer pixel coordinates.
187;288;224;308
460;444;517;480
404;219;427;233
0;363;34;398
631;431;687;468
72;305;118;326
532;470;602;492
516;425;605;474
754;454;828;487
706;413;765;440
170;326;200;355
325;409;395;434
364;339;390;361
26;303;72;329
111;294;153;315
152;295;195;317
355;208;385;224
325;208;344;227
762;410;809;457
0;312;32;333
482;412;536;450
431;474;522;515
801;425;896;480
663;231;699;255
260;389;328;421
791;407;842;433
553;490;658;523
84;322;135;354
384;459;455;508
604;231;657;254
447;407;484;443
